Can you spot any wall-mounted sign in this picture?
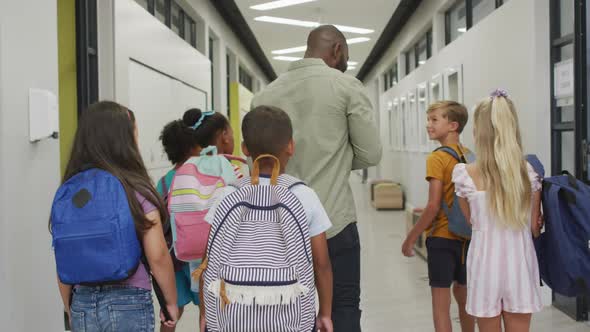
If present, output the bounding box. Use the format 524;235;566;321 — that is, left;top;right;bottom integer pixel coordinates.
554;59;574;106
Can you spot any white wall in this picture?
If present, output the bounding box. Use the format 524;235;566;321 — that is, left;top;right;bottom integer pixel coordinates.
112;0;212;181
100;0;270;118
96;0;271;181
180;0;270;114
0;0;63;331
365;0;551;207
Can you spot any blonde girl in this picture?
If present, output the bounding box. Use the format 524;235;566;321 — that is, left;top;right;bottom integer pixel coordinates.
452;89;544;332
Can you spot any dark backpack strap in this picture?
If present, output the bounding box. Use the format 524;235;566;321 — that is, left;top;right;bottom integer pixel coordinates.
140;254;171;320
526;154;545;179
434;146;465;163
276;174;306;189
288;182;306;190
159;176;169;200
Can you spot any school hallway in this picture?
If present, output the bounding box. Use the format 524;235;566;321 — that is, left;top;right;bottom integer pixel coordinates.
154;175;590;332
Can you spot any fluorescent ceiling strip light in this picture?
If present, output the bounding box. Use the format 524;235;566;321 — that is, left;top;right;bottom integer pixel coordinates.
272;37;371;55
347;37;371;44
255;16;374;34
347;61;358;66
255;16;318;27
273;56;301;61
333;25;374;35
457;27;467;33
272;46;308;55
251;0;318;11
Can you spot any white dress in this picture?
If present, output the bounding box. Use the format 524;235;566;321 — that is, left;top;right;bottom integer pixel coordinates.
452;163;544;317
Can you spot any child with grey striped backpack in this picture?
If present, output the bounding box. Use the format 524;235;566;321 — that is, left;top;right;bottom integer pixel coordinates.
193;105;334;332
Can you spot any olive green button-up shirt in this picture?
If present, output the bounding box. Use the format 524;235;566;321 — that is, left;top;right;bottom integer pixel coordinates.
252;58;382;239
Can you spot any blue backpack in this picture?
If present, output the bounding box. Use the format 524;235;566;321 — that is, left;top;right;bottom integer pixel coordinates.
434;146;475;238
51;169;142;285
527;155;590;297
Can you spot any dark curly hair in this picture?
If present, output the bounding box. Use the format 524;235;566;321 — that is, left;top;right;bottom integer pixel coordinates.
159;108;230;165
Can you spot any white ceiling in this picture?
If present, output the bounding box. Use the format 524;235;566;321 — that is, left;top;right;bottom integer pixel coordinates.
236;0;401;77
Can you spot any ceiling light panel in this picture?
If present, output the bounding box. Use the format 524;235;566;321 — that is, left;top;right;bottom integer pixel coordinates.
333;25;374;35
272;45;308;55
255;16;319;28
254;16;374;34
273;56;302;61
251;0;318;11
347;37;371;44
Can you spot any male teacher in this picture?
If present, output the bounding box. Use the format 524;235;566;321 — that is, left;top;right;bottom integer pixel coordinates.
252;25;382;331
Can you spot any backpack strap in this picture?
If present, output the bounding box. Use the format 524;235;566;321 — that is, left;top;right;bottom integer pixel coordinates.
230;176;253;190
159;176;170;200
526;154;545;179
223;154;247;164
276;174;306;190
252;154;280;185
200;145;218;156
434;146;466;163
430;146;467;239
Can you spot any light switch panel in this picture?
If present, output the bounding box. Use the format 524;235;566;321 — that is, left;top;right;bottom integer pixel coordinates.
29;88;59;142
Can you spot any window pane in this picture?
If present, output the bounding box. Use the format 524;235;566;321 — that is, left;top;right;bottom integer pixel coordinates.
171;2;181;35
559;43;574;62
561;131;575;174
472;0;496;26
417;36;427;66
446;1;467;44
185;18;196;47
239;66;253;91
426;29;432;58
155;0;167;25
560;0;574;37
392;62;398;85
135;0;149;11
559;105;574;122
406;49;416;73
383;73;389;91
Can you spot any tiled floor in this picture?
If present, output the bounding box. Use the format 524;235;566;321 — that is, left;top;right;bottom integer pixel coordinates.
157;176;590;331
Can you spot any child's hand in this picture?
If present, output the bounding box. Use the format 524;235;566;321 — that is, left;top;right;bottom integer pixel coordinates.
316;315;333;332
402;236;416;257
160;303;179;328
532;215;544;238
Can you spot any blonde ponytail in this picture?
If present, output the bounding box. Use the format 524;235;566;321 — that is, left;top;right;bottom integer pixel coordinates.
474;94;531;229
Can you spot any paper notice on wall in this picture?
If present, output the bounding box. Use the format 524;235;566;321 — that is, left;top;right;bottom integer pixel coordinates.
554;59;574;105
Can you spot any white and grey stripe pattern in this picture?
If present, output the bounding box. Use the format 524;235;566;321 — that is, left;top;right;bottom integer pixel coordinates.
203;175;316;332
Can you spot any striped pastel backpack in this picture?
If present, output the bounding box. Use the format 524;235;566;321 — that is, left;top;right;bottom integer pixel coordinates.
168;146;237;262
200;155;316;332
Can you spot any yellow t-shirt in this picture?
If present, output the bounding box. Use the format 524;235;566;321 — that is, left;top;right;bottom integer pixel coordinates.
425;144;470;240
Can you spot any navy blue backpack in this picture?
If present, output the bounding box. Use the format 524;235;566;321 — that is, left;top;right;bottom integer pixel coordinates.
527;155;590;297
51;169;142;285
434;146;476;238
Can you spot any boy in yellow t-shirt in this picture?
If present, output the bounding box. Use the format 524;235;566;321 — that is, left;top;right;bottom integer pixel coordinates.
402;101;475;332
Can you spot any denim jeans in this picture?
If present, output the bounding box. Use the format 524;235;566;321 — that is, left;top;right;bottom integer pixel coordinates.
328;222;362;332
70;285;155;332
